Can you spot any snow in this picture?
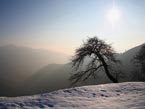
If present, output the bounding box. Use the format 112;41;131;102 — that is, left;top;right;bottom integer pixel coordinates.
0;82;145;109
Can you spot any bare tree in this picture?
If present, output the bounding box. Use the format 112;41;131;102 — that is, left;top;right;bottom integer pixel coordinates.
70;37;119;84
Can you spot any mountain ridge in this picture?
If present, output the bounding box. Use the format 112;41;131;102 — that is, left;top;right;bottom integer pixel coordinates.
0;43;144;96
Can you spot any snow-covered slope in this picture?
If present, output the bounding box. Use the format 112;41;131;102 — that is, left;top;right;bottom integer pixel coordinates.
0;82;145;109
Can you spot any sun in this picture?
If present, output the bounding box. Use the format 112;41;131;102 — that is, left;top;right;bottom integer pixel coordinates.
107;7;121;25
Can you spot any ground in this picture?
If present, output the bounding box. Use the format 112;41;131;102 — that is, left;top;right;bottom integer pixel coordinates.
0;82;145;109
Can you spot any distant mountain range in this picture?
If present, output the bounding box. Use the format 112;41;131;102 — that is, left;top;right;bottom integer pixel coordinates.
0;44;144;96
0;45;69;96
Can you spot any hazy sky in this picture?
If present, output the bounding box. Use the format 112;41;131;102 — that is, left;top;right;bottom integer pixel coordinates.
0;0;145;55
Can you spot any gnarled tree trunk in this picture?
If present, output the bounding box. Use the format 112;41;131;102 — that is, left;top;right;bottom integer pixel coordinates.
97;53;118;83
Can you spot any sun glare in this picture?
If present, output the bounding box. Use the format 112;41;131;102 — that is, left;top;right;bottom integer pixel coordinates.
107;7;121;25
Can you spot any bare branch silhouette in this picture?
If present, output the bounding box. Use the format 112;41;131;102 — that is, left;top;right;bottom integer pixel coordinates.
70;37;119;84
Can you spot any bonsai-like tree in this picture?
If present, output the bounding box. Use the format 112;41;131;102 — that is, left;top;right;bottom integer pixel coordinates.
70;37;119;84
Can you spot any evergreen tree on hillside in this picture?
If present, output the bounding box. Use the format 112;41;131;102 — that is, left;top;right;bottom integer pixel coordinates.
133;44;145;81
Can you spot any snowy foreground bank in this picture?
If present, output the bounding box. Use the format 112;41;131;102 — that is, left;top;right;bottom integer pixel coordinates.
0;82;145;109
